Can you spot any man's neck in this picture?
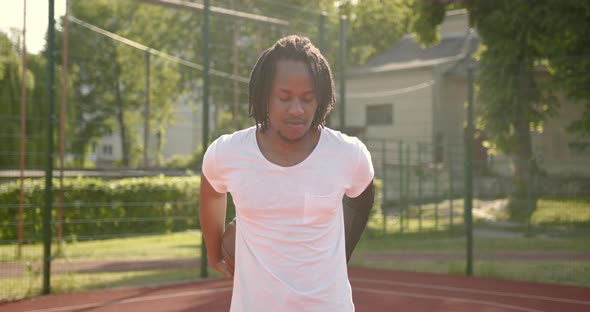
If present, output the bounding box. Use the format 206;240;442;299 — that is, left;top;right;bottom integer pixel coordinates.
256;128;321;167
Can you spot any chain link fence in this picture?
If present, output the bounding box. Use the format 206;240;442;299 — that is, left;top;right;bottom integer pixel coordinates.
2;0;589;302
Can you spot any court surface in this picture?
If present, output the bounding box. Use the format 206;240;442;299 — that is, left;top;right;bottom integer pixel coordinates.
2;267;589;312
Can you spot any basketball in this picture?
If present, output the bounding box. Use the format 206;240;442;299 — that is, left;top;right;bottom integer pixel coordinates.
221;217;236;274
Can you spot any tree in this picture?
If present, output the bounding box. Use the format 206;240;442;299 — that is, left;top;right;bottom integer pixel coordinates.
55;0;186;167
339;0;415;67
55;0;128;166
540;1;590;140
0;31;27;168
52;0;422;168
0;31;54;169
413;0;590;220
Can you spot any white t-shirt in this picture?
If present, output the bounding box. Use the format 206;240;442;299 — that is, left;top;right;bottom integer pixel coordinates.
202;126;374;312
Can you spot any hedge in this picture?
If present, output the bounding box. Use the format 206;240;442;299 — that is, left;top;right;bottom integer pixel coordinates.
0;175;203;241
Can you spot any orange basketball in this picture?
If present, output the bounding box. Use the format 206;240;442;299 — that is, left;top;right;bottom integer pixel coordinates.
221;218;236;274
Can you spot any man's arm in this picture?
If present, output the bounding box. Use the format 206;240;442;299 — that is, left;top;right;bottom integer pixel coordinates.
343;180;375;263
199;173;231;277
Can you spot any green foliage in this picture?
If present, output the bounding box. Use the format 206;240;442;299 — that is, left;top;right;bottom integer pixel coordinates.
0;32;54;169
0;176;201;240
532;198;590;226
339;0;415;66
540;1;590;139
412;0;447;46
412;0;590;218
3;1;423;171
414;0;590;148
54;0;188;167
163;155;194;169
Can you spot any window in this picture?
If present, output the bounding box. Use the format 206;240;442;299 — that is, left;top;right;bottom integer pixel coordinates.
366;104;393;125
102;145;113;156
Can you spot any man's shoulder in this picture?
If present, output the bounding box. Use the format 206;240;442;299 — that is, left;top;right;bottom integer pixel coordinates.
322;127;365;149
212;126;255;149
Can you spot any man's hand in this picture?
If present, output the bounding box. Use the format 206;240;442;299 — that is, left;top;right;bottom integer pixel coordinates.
211;257;233;278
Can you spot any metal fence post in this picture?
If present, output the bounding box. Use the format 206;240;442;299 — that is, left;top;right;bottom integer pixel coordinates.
464;65;475;276
200;0;210;279
417;142;422;232
319;12;326;53
434;151;439;231
382;139;387;235
339;16;347;131
448;147;454;230
405;143;411;232
398;141;404;234
527;158;534;237
143;51;151;167
319;13;329;127
43;0;56;295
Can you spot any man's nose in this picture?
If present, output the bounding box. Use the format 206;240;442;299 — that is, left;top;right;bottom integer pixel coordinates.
287;99;304;115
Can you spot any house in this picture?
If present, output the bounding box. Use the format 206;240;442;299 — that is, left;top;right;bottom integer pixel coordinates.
332;10;478;200
336;9;590;200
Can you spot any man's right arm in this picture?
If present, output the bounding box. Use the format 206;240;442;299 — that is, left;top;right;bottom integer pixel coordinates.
199;173;231;277
343;180;375;263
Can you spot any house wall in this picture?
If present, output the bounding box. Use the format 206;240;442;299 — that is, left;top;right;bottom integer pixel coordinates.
439;75;468;157
345;68;443;200
345;68;434;145
440;10;469;36
162;100;202;161
93;132;121;167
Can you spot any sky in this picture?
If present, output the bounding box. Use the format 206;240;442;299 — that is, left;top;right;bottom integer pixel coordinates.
0;0;67;54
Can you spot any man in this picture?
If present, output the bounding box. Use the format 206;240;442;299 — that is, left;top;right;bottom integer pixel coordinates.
200;35;374;311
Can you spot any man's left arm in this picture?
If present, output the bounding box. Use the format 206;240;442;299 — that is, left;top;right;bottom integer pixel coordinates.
343;180;375;263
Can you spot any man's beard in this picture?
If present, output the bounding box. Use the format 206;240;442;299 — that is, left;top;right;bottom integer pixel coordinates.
277;129;307;143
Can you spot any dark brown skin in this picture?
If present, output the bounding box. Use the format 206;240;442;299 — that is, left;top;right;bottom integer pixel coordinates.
343;180;375;263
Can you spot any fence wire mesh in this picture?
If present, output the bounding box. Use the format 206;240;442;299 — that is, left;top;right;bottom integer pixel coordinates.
1;0;589;302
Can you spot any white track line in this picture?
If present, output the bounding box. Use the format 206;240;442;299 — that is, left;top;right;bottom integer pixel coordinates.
354;287;543;312
351;277;590;305
26;287;232;312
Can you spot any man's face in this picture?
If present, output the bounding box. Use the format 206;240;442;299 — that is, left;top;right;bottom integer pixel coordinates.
267;59;318;143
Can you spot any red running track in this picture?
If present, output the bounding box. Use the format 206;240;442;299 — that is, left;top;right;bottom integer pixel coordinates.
1;267;589;312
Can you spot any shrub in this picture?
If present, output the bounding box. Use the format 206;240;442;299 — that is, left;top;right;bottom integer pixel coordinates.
0;175;201;241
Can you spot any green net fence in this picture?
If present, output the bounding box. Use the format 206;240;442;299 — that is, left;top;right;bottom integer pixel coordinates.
1;0;589;302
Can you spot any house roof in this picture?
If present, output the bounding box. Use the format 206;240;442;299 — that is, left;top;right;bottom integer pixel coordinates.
348;31;480;77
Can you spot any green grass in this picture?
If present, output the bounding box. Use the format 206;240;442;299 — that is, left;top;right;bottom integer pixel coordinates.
355;196;590;287
1;231;202;263
533;198;590;225
357;232;590;253
0;230;223;301
350;260;590;287
1;268;223;301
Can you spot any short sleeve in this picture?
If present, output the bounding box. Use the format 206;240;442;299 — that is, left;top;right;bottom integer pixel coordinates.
201;137;228;193
345;139;374;198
